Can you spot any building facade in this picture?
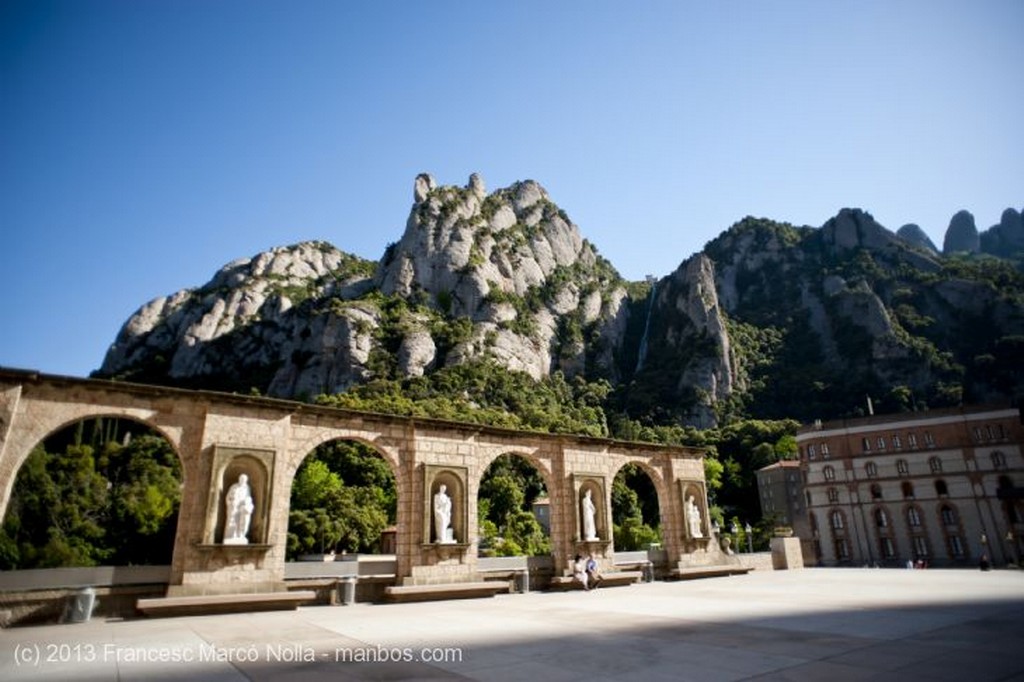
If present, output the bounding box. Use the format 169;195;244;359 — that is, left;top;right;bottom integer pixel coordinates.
755;460;810;535
797;406;1023;567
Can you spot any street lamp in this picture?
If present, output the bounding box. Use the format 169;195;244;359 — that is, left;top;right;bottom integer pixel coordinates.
745;523;753;553
730;521;739;552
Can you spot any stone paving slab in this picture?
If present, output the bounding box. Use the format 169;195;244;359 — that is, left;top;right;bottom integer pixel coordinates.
1;569;1021;681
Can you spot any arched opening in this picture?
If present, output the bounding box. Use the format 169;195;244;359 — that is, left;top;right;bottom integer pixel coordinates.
612;463;661;551
287;439;397;559
0;417;181;569
477;453;550;557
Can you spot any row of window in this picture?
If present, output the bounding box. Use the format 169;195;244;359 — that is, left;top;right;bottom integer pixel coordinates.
818;451;1008;482
824;504;967;561
825;503;957;531
806;423;1010;461
815;479;951;506
831;534;962;561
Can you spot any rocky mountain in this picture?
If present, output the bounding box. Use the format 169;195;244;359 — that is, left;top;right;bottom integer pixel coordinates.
101;174;629;399
98;174;1024;429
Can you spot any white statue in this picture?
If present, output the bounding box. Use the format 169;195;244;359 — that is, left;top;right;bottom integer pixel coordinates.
433;483;454;544
581;489;598;541
224;474;255;544
686;494;703;538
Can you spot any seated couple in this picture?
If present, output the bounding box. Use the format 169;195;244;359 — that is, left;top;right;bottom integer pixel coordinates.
572;554;602;590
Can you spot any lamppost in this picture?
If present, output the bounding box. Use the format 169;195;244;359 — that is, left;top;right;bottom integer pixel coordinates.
730;521;739;552
745;523;753;553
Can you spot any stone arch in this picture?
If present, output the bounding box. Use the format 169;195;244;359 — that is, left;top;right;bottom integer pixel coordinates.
285;436;400;555
285;432;401;484
2;413;185;566
476;450;554;556
478;449;556;497
1;409;185;520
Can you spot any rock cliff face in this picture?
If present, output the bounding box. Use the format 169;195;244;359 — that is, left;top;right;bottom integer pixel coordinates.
375;173;627;379
98;175;1024;427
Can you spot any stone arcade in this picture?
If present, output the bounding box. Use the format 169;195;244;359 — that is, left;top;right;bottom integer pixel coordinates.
0;369;721;608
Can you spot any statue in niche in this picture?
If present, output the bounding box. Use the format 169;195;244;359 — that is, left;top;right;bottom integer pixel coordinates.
686;494;704;538
581;488;598;541
433;483;454;543
224;473;255;544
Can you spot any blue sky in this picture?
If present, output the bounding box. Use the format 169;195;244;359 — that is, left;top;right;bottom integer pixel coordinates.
2;1;1022;378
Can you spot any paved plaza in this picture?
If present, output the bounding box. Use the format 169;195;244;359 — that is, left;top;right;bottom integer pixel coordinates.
1;568;1022;681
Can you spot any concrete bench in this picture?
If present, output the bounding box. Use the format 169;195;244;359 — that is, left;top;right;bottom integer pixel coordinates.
548;570;642;590
383;581;507;603
136;590;316;618
668;565;753;581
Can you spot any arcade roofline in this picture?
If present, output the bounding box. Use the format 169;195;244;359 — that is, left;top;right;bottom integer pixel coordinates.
0;366;701;457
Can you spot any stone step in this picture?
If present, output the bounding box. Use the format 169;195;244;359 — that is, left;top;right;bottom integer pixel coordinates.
136;590;316;617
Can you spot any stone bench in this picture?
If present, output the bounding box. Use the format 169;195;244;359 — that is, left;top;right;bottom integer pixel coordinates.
667;565;753;581
136;590;316;618
548;570;642;590
383;581;507;603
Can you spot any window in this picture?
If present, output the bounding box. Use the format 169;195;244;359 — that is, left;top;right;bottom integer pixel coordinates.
808;444;816;459
913;536;929;559
940;505;957;526
876;436;886;451
824;465;836;481
835;538;850;559
862;438;871;452
999;476;1019;523
985;425;994;440
997;424;1006;440
892;434;902;449
908;433;918;449
880;537;895;559
865;461;878;478
874;508;889;527
821;442;830;458
907;507;922;527
827;487;839;503
870;483;883;500
949;535;965;558
924;431;935;447
830;510;844;530
992;451;1007;469
929;457;942;473
935;479;948;496
896;459;909;475
901;481;915;499
973;427;982;442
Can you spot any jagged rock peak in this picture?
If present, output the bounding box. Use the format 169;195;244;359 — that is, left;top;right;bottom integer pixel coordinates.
413;173;437;203
943;209;979;255
379;174;591;309
820;208;899;253
896;224;938;253
980;207;1024;258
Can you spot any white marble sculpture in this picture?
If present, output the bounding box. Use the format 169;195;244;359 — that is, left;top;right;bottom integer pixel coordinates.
433;483;454;544
686;494;703;538
581;489;598;541
224;473;255;544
